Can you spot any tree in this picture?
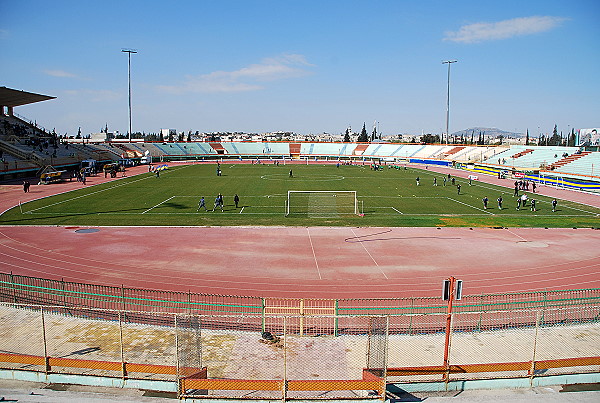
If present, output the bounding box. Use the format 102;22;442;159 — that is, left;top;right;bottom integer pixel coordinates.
371;124;377;142
421;133;440;144
357;123;369;142
548;124;561;146
343;128;350;143
525;129;529;146
568;128;577;147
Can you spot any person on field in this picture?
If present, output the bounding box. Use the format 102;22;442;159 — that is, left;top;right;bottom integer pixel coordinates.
482;196;488;209
213;193;224;212
552;198;558;212
197;196;207;211
234;194;240;208
520;193;528;207
289;169;293;178
497;196;503;209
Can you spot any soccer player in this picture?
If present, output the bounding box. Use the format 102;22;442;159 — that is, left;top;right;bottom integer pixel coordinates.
482;196;488;209
213;194;224;212
457;184;461;194
197;197;207;212
416;177;420;186
531;199;537;212
552;199;557;212
234;194;240;208
520;194;528;207
497;196;503;209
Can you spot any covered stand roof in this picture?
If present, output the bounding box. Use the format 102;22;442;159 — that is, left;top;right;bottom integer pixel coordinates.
0;86;56;108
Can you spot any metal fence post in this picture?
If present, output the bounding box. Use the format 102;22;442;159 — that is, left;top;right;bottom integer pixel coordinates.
382;315;389;402
175;314;180;383
121;284;126;312
334;300;339;337
529;310;541;385
261;298;266;333
282;316;288;402
41;306;50;374
119;311;127;379
10;272;17;304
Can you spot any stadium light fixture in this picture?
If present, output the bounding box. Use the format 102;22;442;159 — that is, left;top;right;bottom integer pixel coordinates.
442;60;457;144
122;49;137;142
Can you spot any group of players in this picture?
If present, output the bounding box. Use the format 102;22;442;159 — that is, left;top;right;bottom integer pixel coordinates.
197;193;240;212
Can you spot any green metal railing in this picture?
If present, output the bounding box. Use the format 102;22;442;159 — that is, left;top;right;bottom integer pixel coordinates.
1;272;599;335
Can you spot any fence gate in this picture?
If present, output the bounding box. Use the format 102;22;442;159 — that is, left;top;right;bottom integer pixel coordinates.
263;298;337;336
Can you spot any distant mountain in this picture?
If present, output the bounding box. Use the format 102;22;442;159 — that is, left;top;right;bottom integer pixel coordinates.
452;127;524;139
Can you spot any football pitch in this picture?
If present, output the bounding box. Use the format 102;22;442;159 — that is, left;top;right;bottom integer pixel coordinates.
2;163;599;228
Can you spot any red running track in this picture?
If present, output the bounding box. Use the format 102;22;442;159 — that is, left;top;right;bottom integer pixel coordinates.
0;163;599;299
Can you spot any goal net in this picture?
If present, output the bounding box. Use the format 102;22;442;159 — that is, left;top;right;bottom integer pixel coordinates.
285;190;359;217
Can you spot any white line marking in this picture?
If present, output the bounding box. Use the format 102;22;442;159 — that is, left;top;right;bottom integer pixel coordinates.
26;174;154;213
239;207;245;214
306;228;322;280
142;196;175;214
447;197;494;215
350;228;388;279
391;207;403;215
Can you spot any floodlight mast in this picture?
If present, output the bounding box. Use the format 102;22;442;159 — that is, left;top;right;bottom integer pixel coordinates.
122;49;137;142
442;60;457;144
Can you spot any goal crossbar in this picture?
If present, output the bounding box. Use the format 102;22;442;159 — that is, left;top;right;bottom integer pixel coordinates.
285;190;358;216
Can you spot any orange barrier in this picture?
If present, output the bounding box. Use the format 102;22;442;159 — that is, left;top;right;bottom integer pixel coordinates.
180;369;385;396
0;352;45;366
382;355;600;377
182;378;283;391
0;352;201;377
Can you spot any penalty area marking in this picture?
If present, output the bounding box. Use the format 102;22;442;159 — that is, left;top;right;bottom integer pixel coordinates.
391;207;404;215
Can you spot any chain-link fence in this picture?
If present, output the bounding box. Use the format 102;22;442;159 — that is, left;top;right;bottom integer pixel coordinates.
1;302;599;400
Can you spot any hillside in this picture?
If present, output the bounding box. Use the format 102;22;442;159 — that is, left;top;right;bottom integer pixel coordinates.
452;127;524;139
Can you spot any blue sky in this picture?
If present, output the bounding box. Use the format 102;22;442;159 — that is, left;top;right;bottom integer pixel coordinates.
1;0;599;137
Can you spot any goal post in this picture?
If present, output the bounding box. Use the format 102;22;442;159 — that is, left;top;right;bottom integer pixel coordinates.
285;190;359;216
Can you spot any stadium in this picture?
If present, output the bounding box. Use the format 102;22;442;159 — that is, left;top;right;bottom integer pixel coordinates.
1;87;600;401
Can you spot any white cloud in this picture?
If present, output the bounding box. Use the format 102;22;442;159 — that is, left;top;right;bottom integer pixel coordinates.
444;16;568;43
158;53;314;94
44;69;79;78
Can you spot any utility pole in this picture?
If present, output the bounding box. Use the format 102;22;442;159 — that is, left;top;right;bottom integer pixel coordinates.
442;60;457;144
122;49;137;142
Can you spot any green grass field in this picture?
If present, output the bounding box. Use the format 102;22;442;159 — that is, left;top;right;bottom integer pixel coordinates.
2;163;599;227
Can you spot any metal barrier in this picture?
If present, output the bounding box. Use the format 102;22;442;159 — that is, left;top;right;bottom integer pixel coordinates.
2;272;599;336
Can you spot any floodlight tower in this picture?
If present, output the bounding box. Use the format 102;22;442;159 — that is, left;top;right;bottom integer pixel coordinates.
122;48;137;142
442;60;457;144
